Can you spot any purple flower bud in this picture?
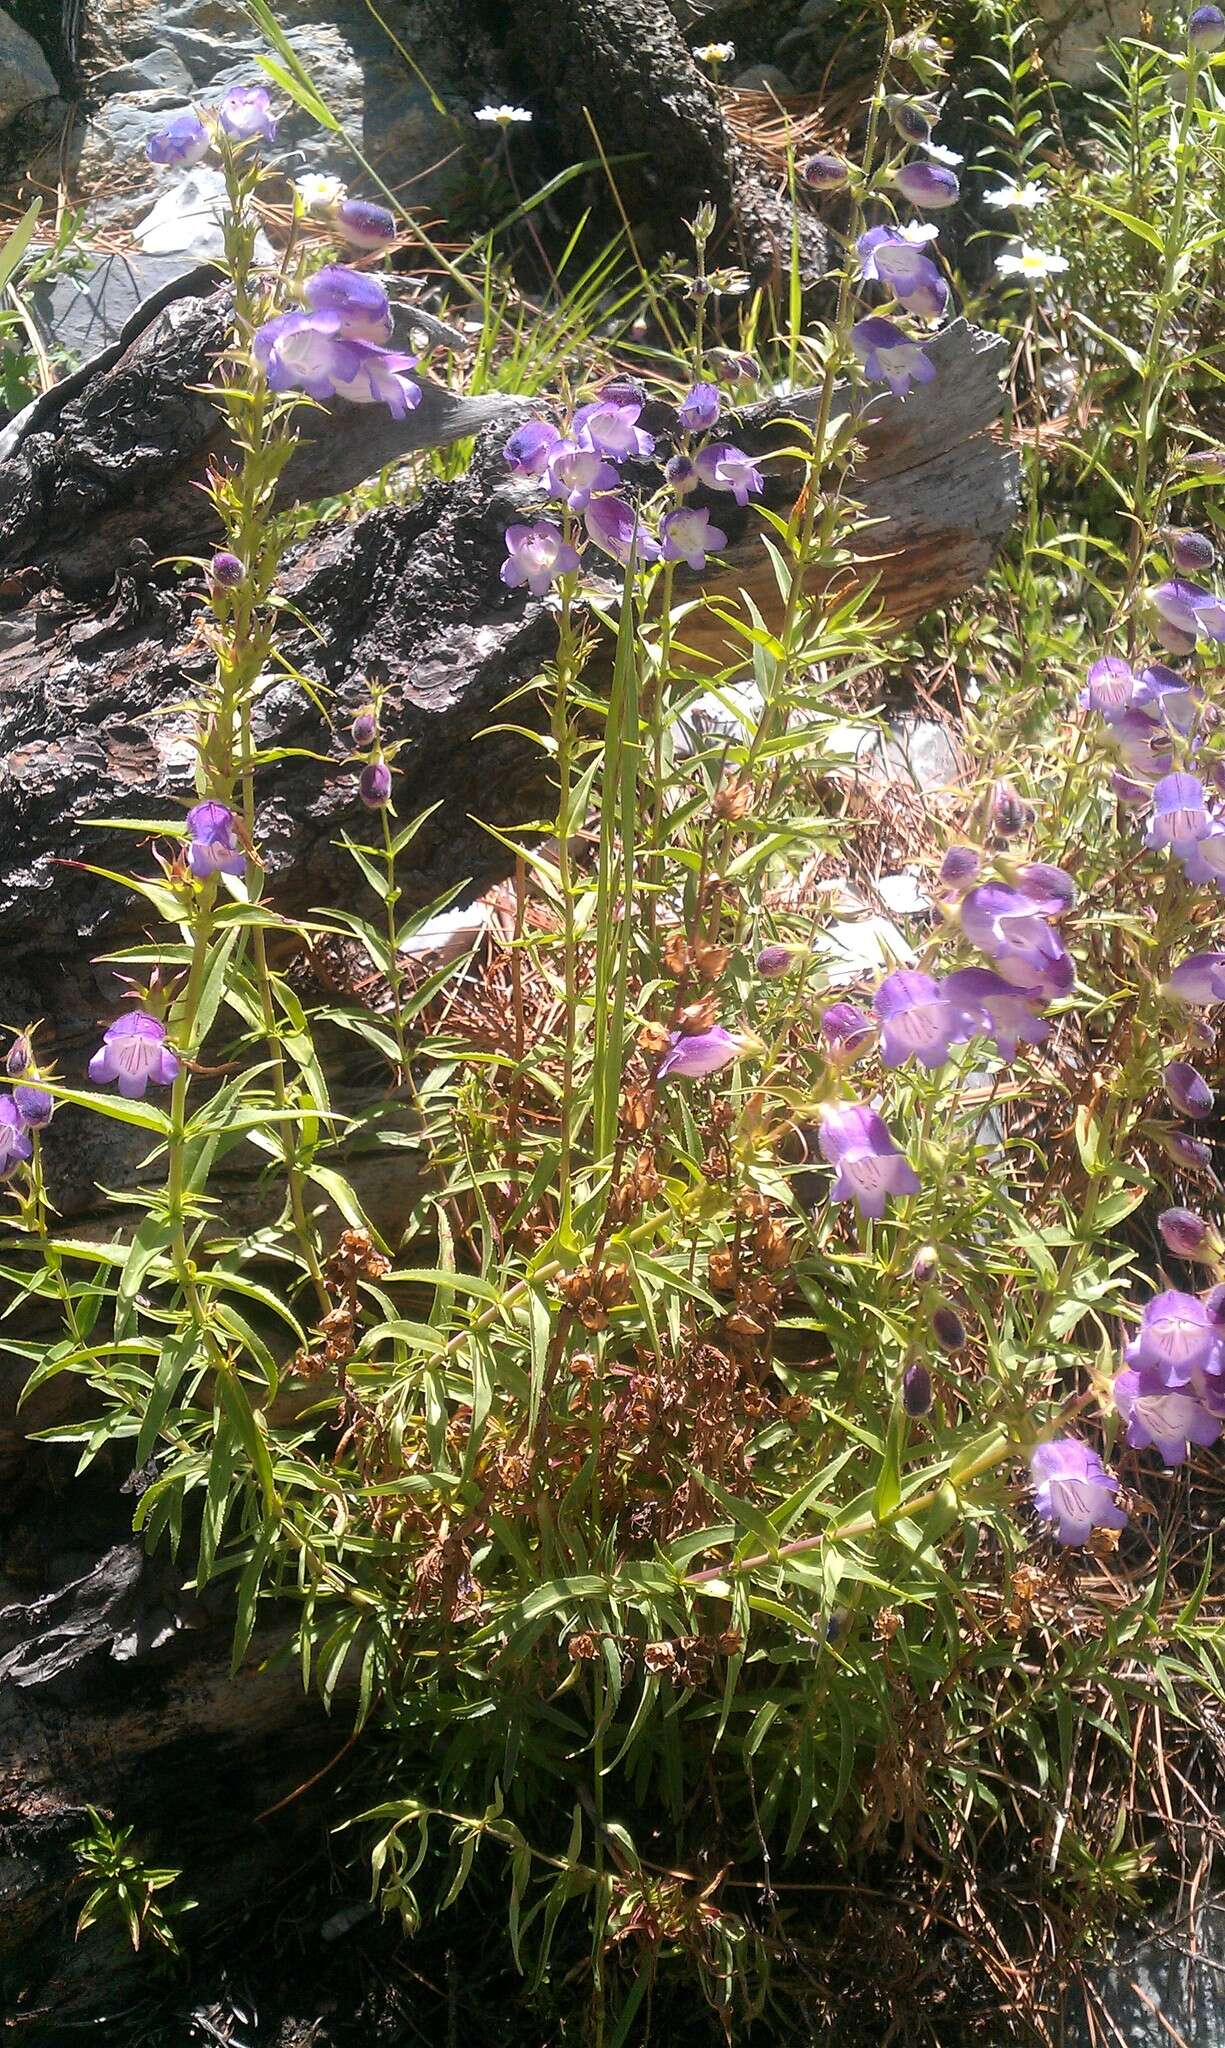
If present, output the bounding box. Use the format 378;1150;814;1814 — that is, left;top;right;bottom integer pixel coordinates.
939;845;980;888
911;1246;939;1285
147;111;210;168
185;800;245;881
1203;1281;1225;1327
990;780;1029;838
707;349;759;391
893;161;960;210
359;760;393;809
303;265;392;344
692;443;765;505
874;968;958;1069
504;419;562;477
1166;951;1225;1004
1013;862;1077;917
756;944;799;979
677;382;721;434
1079;655;1135;718
210;550;244;589
903;1361;933;1415
6;1035;31;1077
1158;1207;1221;1262
1157;1129;1217;1177
931;1302;966;1351
88;1012;180;1099
660;505;728;571
891;101;933;145
851;316;936;399
13;1082;52;1130
1164;1059;1215;1120
665;454;698;496
1165;527;1216;574
584;494;661;567
1029;1438;1127;1546
218;85;277;146
333;198;398;252
657;1025;755;1081
598;377;647;409
800;151;850;190
0;1096;33;1177
820;1001;875;1062
501;519;582;595
817;1102;920;1221
1114;1366;1220;1465
351;707;378;748
1189;4;1225;49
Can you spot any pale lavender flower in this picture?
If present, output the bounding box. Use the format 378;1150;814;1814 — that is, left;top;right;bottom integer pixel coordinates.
584;494;661;566
303;265;392;344
874;968;958;1069
943;966;1051;1061
1112;769;1152;806
218;85;277;145
1203;1282;1225;1330
147;112;210;168
1166;527;1216;574
960;881;1054;960
1029;1439;1127;1546
1146;772;1212;856
800;151;849;189
1114;1367;1221;1465
1189;4;1225;50
657;1025;755;1080
333;198;397;251
692;443;765;505
678;383;720;433
88;1013;180;1099
1154;617;1199;657
818;1102;921;1221
185;800;245;881
1164;1059;1214;1120
660;506;728;571
1152;578;1225;643
1109;709;1175;781
13;1082;52;1130
857;225;948;319
893;161;960;209
1158;1208;1221;1262
359;761;392;809
573;399;654;461
1124;1288;1219;1385
546;441;619;511
1166;951;1225;1003
504;419;562;476
851;316;936;399
501;520;581;596
253;313;420;417
0;1096;32;1177
328;342;421;415
209;551;244;589
1078;654;1135;718
1132;662;1202;736
1181;827;1225;891
820;1002;875;1062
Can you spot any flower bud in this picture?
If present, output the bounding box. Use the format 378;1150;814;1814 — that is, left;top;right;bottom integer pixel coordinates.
599;376;647;409
359;760;393;809
1158;1207;1222;1262
6;1035;31;1077
890;100;932;146
1164;1058;1215;1120
800;151;850;191
1156;1128;1216;1175
352;706;378;749
334;197;397;251
1183;447;1225;478
820;1001;875;1062
707;348;759;392
664;454;698;496
939;845;980;891
931;1302;966;1352
990;781;1029;839
910;1244;939;1286
13;1082;52;1130
1189;5;1225;51
210;550;244;589
1165;527;1216;574
756;943;799;979
902;1361;933;1416
1204;1280;1225;1326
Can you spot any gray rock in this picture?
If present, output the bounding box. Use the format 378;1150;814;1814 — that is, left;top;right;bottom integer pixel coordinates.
1066;1901;1225;2045
0;8;57;127
28;252;206;363
91;46;196;99
134;165;275;261
731;63;796;94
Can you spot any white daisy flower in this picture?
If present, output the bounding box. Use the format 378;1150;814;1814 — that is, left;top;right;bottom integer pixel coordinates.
995;242;1068;281
474;104;533;126
694;41;736;63
293;172;346;213
983;180;1049;212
